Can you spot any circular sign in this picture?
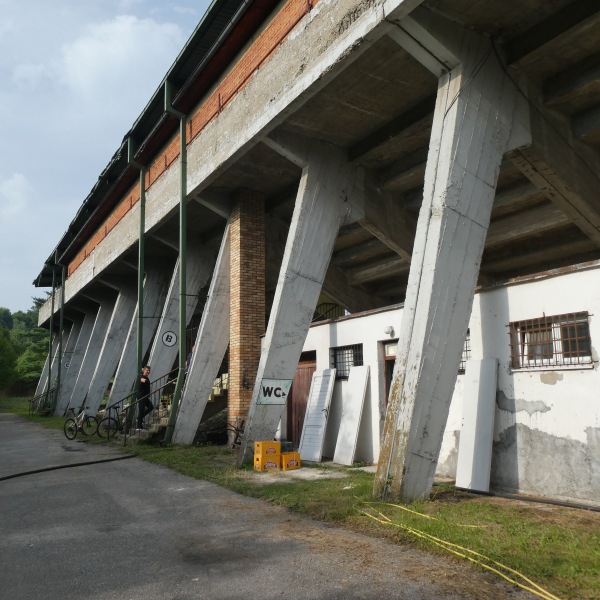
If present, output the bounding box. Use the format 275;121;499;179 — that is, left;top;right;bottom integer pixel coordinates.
162;331;177;347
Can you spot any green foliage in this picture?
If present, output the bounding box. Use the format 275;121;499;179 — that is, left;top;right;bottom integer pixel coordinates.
1;299;49;391
0;328;17;389
0;307;13;329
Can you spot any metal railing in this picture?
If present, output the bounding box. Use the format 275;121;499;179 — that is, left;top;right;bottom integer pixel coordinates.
29;386;60;415
98;369;179;445
312;303;346;322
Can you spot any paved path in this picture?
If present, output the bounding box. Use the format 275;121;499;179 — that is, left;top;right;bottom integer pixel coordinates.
0;414;535;600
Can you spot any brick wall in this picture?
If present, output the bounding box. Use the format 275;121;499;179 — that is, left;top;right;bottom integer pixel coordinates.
229;191;265;429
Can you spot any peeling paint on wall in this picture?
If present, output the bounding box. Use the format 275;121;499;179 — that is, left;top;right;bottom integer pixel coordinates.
539;371;563;385
496;390;551;416
491;423;600;505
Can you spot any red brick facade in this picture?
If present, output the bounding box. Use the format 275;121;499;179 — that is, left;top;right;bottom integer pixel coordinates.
229;191;265;429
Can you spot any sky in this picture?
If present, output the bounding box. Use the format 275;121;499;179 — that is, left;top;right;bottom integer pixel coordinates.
0;0;212;313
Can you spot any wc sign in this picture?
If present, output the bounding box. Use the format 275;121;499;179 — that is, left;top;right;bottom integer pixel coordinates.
257;379;293;405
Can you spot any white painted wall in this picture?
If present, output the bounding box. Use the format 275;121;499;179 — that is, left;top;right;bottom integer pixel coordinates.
302;263;600;505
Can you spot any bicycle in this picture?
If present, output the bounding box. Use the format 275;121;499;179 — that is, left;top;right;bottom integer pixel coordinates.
63;407;98;440
97;403;128;439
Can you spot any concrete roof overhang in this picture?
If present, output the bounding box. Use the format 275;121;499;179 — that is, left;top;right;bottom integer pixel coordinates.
36;0;600;320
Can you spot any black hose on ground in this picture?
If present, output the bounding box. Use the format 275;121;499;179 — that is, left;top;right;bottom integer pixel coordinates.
0;454;136;482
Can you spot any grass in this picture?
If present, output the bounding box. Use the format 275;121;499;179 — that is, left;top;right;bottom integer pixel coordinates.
2;396;599;600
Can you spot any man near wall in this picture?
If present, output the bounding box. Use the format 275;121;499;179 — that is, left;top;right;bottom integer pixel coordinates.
136;366;154;429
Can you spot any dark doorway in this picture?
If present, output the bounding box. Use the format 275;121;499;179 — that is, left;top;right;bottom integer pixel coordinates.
287;351;317;448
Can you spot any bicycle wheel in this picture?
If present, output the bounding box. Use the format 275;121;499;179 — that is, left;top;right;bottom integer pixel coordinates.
64;418;78;440
97;417;118;439
81;416;98;436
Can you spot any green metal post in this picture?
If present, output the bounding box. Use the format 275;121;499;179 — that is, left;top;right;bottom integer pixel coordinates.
128;138;146;379
55;261;66;410
137;167;146;376
45;267;56;411
164;81;187;443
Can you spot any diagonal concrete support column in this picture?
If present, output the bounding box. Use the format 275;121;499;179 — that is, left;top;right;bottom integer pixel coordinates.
237;139;364;464
67;293;116;414
173;225;231;444
84;280;138;415
107;260;173;405
52;318;83;415
34;329;62;398
374;14;530;501
54;303;99;416
146;238;218;379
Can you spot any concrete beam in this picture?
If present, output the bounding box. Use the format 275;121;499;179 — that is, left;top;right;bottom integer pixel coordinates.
173;225;232;444
374;18;530;502
146;237;219;379
192;190;232;220
84;282;138;414
359;173;416;261
65;293;116;415
237;141;364;463
508;85;600;246
107;260;174;406
54;303;99;416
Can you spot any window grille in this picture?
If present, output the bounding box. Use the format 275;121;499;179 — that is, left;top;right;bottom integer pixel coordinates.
509;312;592;369
458;329;471;374
330;344;363;379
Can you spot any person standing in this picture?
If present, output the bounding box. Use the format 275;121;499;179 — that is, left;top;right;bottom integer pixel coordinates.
136;365;153;429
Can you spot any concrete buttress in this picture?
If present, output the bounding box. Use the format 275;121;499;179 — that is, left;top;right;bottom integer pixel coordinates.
54;305;98;416
107;260;173;405
374;11;530;502
146;238;218;380
237;140;364;464
172;225;231;444
66;294;116;414
83;281;138;414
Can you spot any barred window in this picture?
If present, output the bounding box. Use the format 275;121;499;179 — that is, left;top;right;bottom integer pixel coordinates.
330;344;363;379
458;329;471;374
509;312;592;369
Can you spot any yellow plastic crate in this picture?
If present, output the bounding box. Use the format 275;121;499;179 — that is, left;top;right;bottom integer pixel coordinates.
254;440;281;457
254;454;280;472
281;452;301;471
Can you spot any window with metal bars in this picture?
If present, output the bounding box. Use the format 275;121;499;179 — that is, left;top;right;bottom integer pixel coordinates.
458;329;471;374
330;344;363;379
509;311;593;369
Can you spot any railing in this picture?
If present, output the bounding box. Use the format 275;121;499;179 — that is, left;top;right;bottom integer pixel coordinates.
29;386;60;415
312;303;346;322
98;369;179;445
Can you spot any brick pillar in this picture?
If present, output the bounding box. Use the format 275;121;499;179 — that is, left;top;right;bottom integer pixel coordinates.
229;191;265;433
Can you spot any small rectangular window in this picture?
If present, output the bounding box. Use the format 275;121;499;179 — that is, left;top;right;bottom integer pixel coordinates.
330;344;363;379
509;312;592;370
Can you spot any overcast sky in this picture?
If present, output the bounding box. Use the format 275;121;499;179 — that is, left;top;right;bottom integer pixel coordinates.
0;0;212;313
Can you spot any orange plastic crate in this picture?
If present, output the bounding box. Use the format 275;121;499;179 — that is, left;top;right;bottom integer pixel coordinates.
281;452;301;471
254;440;281;457
254;454;280;472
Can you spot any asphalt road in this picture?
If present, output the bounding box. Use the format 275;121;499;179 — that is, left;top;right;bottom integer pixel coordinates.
0;414;535;600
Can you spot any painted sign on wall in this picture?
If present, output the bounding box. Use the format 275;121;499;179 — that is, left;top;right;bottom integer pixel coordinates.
257;379;293;405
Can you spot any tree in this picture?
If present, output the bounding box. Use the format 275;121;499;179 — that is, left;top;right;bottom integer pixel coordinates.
0;328;17;390
0;307;13;330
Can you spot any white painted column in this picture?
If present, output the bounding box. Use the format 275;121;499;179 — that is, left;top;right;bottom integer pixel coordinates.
146;238;217;379
375;30;529;501
173;225;231;444
54;304;98;416
107;261;173;405
66;294;116;414
84;281;138;414
237;141;363;463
